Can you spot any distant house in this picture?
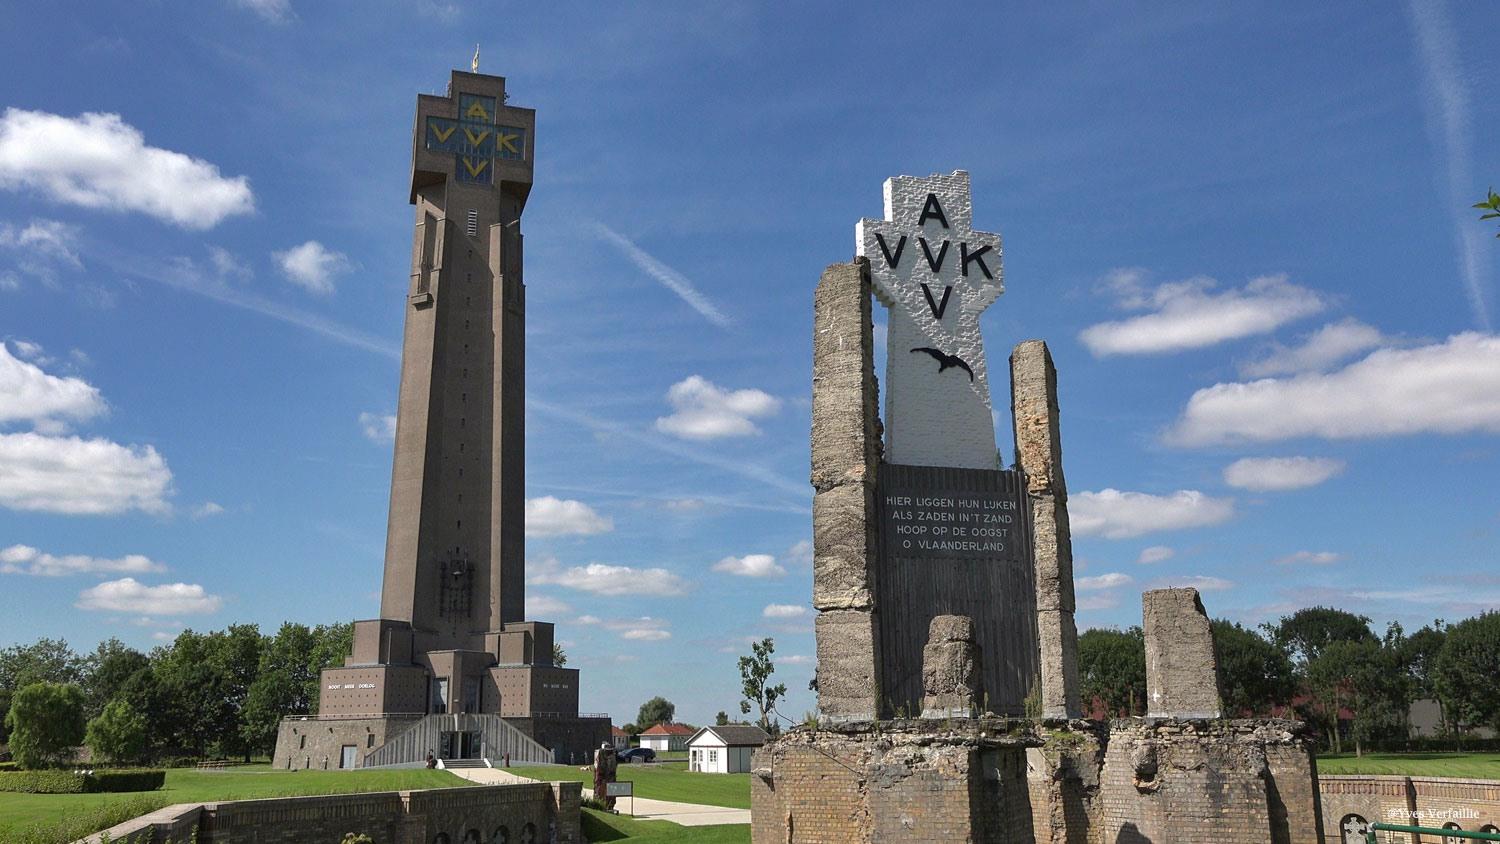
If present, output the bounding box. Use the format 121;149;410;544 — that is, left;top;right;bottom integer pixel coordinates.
610;726;631;750
639;722;695;752
687;725;769;774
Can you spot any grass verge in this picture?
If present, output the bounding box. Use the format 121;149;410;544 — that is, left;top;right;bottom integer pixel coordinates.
582;808;749;843
1317;752;1500;779
0;765;468;841
507;764;750;809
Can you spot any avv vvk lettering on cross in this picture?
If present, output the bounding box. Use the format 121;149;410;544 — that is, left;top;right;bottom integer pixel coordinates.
857;170;1004;470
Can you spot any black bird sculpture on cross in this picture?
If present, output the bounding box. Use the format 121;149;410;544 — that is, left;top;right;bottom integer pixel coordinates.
910;347;975;381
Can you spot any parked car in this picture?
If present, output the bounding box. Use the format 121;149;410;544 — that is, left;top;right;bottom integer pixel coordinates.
617;747;656;763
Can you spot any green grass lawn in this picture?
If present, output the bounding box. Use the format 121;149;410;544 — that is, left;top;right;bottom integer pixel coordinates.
582;808;749;843
0;765;467;841
1317;752;1500;779
508;764;751;809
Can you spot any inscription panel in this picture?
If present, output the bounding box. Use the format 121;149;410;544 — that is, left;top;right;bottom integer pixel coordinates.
875;462;1037;715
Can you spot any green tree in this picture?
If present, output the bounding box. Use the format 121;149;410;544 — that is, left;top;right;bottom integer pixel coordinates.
0;688;10;744
1266;606;1375;667
637;696;675;729
552;644;567;666
738;638;788;734
1077;627;1145;717
306;623;353;714
0;638;86;691
116;665;171;760
1306;639;1408;755
6;681;86;769
1434;612;1500;739
1474;189;1500;237
86;698;148;765
1212;619;1295;716
715;711;730;726
83;639;149;719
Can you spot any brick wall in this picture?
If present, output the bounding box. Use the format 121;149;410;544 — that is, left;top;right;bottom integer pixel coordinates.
87;781;580;844
752;718;1323;844
1321;775;1500;843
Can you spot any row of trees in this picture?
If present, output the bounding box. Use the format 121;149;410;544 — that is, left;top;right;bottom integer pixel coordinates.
0;622;351;765
1078;607;1500;754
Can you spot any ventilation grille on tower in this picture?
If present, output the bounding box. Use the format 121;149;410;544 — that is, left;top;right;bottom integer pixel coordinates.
466;209;478;237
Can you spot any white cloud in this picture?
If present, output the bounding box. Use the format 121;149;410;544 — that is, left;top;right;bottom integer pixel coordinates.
0;219;83;279
1079;272;1324;356
712;553;786;578
525;496;613;538
1076;572;1133;591
655;375;781;440
763;603;808;618
594;222;731;328
526;593;572;617
274;241;350;295
0;272;18;291
1223;456;1345;492
0;109;254;229
1070;489;1235;539
1272;550;1342;567
192;501;225;519
1077;593;1121;611
234;0;293;22
1169;333;1500;446
1137;545;1175;564
1406;1;1491;330
575;614;671;641
1240;319;1388;377
0;341;104;429
779;654;814;665
0;544;166;577
0;432;172;514
622;628;671;641
76;577;221;615
529;557;689;596
359;412;396;443
1149;575;1234;592
786;539;813;568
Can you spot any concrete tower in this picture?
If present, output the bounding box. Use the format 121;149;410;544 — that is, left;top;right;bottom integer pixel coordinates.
273;70;608;770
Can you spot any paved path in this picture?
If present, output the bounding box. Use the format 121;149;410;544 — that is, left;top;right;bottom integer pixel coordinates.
448;767;751;827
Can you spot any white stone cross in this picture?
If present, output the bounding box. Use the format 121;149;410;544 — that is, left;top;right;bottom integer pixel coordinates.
857;170;1004;469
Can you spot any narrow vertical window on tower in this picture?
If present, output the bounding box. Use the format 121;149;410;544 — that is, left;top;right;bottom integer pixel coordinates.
466;209;478;237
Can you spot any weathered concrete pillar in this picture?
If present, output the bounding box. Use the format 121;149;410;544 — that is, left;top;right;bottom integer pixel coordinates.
1010;340;1081;719
811;258;882;721
1143;587;1223;718
921;615;982;718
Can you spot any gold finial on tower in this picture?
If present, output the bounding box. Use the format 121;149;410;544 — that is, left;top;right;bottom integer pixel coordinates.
472;44;480;73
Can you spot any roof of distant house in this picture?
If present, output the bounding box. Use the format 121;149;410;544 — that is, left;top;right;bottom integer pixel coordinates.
611;726;628;736
640;722;695;736
688;724;770;747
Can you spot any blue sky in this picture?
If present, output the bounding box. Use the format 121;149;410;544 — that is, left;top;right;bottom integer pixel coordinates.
1;1;1499;727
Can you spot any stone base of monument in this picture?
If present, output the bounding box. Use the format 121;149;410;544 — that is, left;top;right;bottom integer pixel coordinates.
750;717;1321;844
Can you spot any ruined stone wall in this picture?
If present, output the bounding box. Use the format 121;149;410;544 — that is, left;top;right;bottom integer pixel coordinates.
1091;719;1321;844
86;781;580;844
1320;775;1500;842
810;259;884;721
750;721;1037;844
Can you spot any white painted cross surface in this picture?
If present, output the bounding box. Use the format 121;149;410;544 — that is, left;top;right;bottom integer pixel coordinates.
857;170;1004;469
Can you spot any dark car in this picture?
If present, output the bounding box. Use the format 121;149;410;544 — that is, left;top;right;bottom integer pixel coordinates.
617;747;656;763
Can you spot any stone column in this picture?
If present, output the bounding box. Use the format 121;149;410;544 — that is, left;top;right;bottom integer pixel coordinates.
1010;340;1081;719
921;615;982;718
1142;588;1223;718
811;258;883;721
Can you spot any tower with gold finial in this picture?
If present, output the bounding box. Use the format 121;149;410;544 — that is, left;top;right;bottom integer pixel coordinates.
272;69;609;771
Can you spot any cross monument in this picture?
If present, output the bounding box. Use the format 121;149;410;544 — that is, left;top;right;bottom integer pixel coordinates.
857;170;1003;470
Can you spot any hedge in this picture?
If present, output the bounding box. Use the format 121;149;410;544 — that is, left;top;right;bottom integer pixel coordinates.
0;768;165;793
